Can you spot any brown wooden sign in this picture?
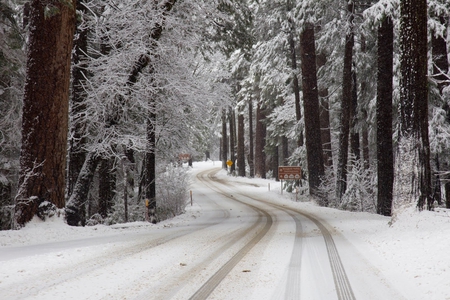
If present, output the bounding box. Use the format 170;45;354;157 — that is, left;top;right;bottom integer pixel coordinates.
278;166;302;180
178;154;191;161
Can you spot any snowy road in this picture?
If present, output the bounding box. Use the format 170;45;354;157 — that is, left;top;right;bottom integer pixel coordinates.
1;165;409;299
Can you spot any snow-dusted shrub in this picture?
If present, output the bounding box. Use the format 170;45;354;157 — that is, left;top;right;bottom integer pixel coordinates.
156;164;190;221
104;200;146;225
316;165;336;207
86;213;104;226
340;157;376;212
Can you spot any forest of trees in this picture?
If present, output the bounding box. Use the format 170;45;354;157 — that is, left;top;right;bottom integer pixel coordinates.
0;0;449;229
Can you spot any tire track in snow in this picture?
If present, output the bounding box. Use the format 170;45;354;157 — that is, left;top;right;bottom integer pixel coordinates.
187;169;273;300
207;169;356;300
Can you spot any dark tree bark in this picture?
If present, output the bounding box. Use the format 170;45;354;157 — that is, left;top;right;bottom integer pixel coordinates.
360;34;370;169
399;0;431;210
237;112;246;176
221;109;228;169
248;100;254;177
98;157;115;219
145;109;157;223
229;108;236;173
300;23;324;195
272;145;279;181
15;0;76;226
68;0;88;198
317;52;333;168
281;136;289;166
350;66;360;161
336;2;354;201
254;102;266;178
376;16;394;216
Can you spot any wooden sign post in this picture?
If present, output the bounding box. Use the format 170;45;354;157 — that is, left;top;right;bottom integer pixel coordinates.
278;166;302;195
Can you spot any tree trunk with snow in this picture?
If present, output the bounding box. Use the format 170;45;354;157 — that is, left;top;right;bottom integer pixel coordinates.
15;0;76;227
432;15;449;208
397;0;431;210
288;17;303;147
336;2;354;201
317;52;333;168
66;153;100;226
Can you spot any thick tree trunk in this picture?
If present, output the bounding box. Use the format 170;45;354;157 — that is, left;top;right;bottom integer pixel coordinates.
15;0;76;226
254;102;266;178
237;112;246;177
300;23;324;195
336;2;354;201
248;100;254;177
398;0;430;210
376;16;394;216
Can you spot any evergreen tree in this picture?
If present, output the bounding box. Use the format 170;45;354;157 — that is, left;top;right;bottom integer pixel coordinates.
397;0;431;210
15;0;76;227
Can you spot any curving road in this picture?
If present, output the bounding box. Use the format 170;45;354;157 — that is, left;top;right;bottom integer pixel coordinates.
0;166;404;300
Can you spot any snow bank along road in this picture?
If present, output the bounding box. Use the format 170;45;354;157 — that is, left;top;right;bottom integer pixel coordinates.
0;167;405;300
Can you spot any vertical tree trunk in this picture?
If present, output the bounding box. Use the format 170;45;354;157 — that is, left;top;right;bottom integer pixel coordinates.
398;0;430;210
145;110;157;223
248;100;254;177
272;145;279;181
317;52;333;168
300;23;324;195
229;108;236;173
66;153;100;226
255;102;266;178
360;34;370;169
336;2;354;201
288;18;303;147
237;112;246;177
432;16;449;207
281;136;289;166
68;0;88;198
350;67;360;161
376;16;394;216
98;157;115;219
221;109;228;170
15;0;76;226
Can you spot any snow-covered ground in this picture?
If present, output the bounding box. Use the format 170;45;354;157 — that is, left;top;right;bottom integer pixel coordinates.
1;161;449;299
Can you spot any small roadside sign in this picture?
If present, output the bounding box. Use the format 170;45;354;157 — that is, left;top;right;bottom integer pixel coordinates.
278;166;302;180
226;160;233;167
